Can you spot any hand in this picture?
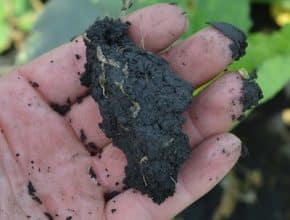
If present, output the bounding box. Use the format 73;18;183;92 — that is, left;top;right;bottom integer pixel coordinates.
0;4;243;220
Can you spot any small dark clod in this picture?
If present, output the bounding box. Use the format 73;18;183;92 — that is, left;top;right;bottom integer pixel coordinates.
66;97;72;105
28;181;43;205
85;142;102;156
207;22;248;60
50;60;54;63
76;95;85;104
80;129;87;143
28;181;36;194
44;212;53;220
66;217;72;220
29;81;39;88
50;103;70;115
16;153;20;157
75;54;81;60
104;191;120;202
89;166;97;179
111;209;117;213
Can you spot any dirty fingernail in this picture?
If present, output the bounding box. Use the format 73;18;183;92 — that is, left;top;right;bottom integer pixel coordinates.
207;22;247;61
239;73;263;112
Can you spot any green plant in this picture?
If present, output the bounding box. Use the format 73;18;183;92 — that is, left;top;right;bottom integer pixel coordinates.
0;0;41;53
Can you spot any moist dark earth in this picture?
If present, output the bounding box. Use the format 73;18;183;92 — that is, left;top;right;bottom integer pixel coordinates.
80;17;193;204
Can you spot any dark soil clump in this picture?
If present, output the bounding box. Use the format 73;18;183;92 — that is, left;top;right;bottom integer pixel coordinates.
80;17;193;204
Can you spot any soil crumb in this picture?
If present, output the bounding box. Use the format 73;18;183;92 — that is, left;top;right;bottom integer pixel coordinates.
27;181;42;205
104;191;121;202
50;103;70;115
81;17;193;204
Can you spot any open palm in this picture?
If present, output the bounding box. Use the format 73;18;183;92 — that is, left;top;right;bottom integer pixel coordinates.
0;4;244;220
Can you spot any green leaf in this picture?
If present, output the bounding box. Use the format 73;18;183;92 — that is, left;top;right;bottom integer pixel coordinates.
230;24;290;72
256;55;290;104
17;0;122;63
131;0;252;36
0;21;11;52
16;12;37;31
0;0;6;20
186;0;251;35
12;0;31;17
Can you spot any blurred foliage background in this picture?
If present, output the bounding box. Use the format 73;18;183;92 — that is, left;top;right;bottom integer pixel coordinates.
1;0;290;220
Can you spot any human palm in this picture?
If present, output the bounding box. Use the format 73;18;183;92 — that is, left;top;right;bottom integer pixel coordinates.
0;4;244;220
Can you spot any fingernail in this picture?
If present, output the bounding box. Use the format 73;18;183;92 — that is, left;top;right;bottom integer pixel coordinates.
207;22;248;61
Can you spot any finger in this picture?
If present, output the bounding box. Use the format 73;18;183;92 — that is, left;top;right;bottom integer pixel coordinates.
0;74;104;219
16;3;187;106
184;72;262;146
126;3;187;52
162;24;247;87
105;133;241;220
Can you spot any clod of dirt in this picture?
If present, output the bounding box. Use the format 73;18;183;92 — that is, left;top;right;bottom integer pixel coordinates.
207;22;247;60
81;17;193;204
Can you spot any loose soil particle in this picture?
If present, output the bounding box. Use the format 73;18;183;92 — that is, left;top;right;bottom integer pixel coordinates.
50;103;70;115
27;181;43;205
104;191;121;202
44;212;53;220
81;17;193;204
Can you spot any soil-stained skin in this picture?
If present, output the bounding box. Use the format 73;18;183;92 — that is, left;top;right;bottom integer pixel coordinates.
81;17;193;204
207;22;248;61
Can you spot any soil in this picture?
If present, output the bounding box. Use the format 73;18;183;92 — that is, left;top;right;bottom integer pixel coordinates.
80;17;193;204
